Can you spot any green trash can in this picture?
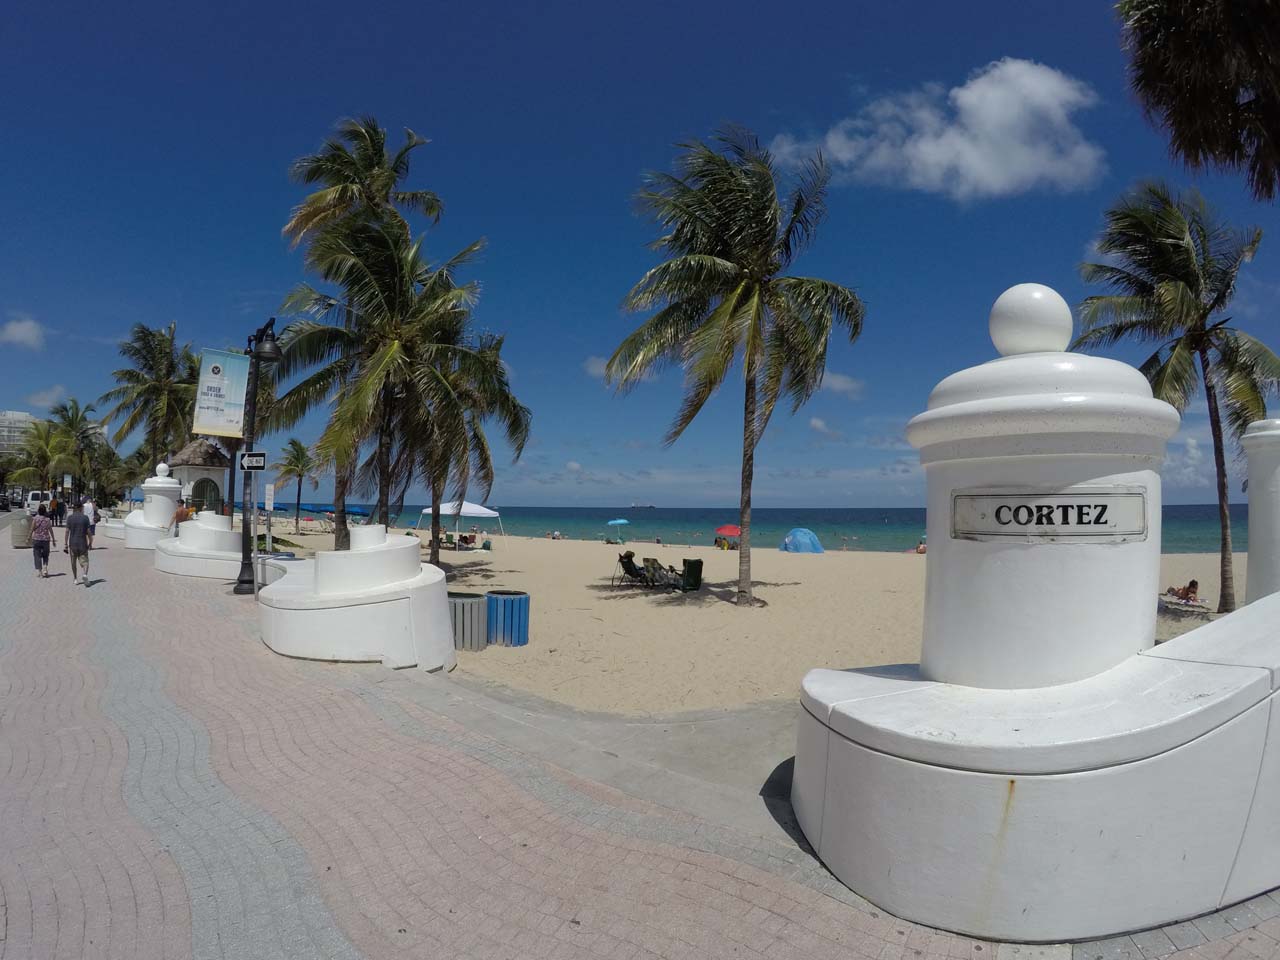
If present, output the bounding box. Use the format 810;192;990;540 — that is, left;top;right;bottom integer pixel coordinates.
10;513;32;549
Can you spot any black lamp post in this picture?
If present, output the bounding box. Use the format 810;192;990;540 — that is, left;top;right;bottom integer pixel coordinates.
233;318;282;595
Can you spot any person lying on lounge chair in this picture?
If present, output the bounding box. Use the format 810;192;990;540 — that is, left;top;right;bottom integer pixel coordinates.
1165;579;1199;602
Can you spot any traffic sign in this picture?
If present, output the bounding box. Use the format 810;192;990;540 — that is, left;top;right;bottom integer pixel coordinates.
239;451;267;471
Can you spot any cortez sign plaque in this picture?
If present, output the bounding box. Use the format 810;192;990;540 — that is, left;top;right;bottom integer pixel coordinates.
952;487;1147;543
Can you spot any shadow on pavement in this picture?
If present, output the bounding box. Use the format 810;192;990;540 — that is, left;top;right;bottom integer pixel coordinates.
759;756;814;855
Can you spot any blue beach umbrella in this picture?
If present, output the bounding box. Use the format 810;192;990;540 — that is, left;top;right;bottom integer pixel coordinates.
606;517;629;542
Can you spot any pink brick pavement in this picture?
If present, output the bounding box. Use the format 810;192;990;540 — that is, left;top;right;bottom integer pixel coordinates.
3;536;1278;960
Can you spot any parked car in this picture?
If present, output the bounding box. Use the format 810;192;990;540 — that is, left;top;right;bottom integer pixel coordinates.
0;493;10;511
25;491;51;515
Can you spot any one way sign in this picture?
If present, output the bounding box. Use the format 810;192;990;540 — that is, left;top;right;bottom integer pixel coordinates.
239;451;267;471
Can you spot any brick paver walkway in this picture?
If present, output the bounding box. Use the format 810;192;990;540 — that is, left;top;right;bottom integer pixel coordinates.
3;531;1280;959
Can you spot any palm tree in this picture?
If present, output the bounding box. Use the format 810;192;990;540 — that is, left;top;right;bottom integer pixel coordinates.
279;222;489;528
98;323;199;467
50;397;99;497
280;115;443;547
270;438;319;534
1075;181;1280;613
607;128;865;604
283;116;442;247
10;421;77;494
412;330;530;566
1118;0;1280;201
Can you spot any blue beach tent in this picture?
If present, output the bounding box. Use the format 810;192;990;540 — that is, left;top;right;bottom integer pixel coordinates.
779;528;824;553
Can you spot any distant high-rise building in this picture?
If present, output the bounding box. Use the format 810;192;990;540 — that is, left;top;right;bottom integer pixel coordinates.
0;410;35;457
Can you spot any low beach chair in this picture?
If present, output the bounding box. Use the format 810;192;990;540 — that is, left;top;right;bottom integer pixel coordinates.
444;532;457;550
613;551;650;588
642;557;679;590
675;558;703;593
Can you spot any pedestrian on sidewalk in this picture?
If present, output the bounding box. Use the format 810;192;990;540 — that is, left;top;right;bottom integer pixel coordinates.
31;504;55;578
82;497;97;549
64;501;90;585
169;498;191;535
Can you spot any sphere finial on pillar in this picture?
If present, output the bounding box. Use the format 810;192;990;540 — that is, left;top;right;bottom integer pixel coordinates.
989;283;1073;356
156;462;170;478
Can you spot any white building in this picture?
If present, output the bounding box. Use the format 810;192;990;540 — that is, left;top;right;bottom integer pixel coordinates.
0;410;35;457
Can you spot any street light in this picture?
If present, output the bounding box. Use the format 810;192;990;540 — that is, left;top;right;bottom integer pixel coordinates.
233;318;281;595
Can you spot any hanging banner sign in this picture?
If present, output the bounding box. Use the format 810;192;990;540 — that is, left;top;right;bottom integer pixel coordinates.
62;473;72;491
193;349;250;438
952;487;1148;544
264;482;275;511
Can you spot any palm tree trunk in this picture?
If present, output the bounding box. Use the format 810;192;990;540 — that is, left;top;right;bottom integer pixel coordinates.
376;386;392;527
333;462;351;551
737;359;758;605
429;475;443;567
1199;348;1236;613
295;477;302;535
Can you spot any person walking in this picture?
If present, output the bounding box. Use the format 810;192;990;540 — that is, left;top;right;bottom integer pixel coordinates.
31;504;55;578
82;497;97;549
49;495;60;527
65;500;91;585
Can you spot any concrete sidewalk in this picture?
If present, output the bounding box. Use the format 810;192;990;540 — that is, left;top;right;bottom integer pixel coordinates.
1;531;1277;960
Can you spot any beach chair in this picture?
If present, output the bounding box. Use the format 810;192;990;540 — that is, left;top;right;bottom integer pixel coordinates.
481;539;492;551
674;558;703;593
444;532;457;550
613;551;650;588
642;557;679;590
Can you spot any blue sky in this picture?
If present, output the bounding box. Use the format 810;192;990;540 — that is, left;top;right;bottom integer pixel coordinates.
2;0;1277;506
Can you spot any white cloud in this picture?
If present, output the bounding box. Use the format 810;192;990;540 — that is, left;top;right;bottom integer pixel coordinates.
773;58;1105;201
821;372;864;399
1164;437;1211;488
565;460;583;473
25;384;65;408
1;314;46;349
583;356;608;379
809;416;844;440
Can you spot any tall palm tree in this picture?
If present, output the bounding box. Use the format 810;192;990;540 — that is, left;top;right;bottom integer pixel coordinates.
1076;181;1280;612
98;323;199;467
50;397;99;497
279;222;488;528
283;116;442;247
607;128;865;604
1118;0;1280;201
280;115;443;547
270;438;319;534
10;421;76;494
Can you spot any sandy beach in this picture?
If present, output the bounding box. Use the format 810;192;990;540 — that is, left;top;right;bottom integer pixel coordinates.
258;520;1245;716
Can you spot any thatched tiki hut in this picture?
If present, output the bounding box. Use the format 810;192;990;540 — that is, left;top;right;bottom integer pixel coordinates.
168;438;231;514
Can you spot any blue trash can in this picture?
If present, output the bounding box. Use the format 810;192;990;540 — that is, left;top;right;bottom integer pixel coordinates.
486;590;530;647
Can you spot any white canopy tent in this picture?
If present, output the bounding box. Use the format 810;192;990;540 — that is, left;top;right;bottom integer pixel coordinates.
415;500;506;539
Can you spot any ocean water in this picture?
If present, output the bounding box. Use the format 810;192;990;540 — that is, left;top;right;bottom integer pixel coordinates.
370;503;1248;554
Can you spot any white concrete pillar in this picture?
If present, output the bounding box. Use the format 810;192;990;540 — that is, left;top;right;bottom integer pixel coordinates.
141;463;181;527
1244;419;1280;604
905;284;1181;688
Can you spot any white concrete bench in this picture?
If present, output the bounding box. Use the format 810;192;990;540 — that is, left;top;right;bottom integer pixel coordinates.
792;593;1280;942
256;524;453;672
154;511;242;579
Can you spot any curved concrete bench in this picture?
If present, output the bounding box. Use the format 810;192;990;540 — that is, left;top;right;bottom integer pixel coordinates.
792;593;1280;942
101;516;126;541
123;508;170;549
257;524;454;672
154;511;243;579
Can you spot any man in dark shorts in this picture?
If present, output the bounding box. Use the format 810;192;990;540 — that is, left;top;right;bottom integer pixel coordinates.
65;500;91;585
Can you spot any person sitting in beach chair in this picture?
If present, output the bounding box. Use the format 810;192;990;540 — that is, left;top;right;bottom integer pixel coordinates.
1166;579;1199;602
643;557;680;589
613;550;650;588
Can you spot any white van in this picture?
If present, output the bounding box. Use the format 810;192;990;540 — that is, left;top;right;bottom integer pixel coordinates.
25;491;51;515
